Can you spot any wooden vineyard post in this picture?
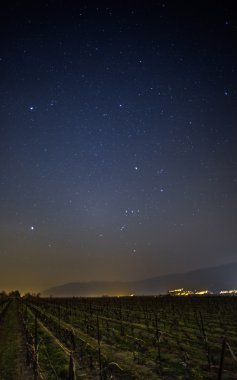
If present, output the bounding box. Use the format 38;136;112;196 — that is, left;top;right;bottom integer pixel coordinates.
34;314;38;380
68;352;76;380
97;315;102;380
34;314;38;352
119;298;124;336
199;311;211;370
218;337;226;380
155;314;161;362
25;303;28;322
70;329;76;352
58;304;61;330
154;313;163;376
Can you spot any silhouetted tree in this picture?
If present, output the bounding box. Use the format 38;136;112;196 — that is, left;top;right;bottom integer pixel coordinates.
8;290;21;298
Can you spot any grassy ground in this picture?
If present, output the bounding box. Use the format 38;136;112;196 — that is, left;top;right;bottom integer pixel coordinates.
25;305;108;379
28;296;237;379
1;297;237;379
25;306;70;379
0;300;34;380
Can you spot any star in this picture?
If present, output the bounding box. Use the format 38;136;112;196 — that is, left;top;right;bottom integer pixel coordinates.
157;169;164;175
30;226;35;230
120;224;126;231
29;106;34;110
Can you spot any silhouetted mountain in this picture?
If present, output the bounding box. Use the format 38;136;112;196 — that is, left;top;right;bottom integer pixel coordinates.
43;262;237;297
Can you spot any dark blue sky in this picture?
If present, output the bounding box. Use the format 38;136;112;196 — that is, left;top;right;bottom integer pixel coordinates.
0;1;237;292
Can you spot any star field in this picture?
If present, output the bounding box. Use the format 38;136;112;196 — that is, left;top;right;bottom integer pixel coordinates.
0;1;237;292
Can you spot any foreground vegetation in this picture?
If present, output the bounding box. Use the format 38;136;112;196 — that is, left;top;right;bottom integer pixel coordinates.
0;295;237;379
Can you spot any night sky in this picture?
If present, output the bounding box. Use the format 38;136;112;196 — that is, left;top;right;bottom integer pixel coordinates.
1;1;237;293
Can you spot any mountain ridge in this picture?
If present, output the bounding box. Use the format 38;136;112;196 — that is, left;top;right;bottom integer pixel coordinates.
43;262;237;297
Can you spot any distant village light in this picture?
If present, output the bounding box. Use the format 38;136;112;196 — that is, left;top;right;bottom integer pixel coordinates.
168;288;210;296
220;290;237;294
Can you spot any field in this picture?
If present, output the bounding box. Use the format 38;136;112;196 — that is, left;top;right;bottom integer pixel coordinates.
0;296;237;379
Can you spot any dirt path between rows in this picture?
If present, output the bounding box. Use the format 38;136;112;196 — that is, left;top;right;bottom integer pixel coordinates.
0;300;34;380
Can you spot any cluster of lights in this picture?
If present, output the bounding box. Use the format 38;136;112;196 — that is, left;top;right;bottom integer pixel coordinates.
220;290;237;294
168;288;210;296
195;290;210;295
169;289;237;296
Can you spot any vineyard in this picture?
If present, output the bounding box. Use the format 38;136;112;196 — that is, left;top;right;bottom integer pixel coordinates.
0;296;237;379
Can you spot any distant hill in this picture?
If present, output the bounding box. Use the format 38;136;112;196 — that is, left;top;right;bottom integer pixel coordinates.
43;262;237;297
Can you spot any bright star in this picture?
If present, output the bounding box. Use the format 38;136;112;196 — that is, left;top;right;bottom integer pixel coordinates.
30;226;35;230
